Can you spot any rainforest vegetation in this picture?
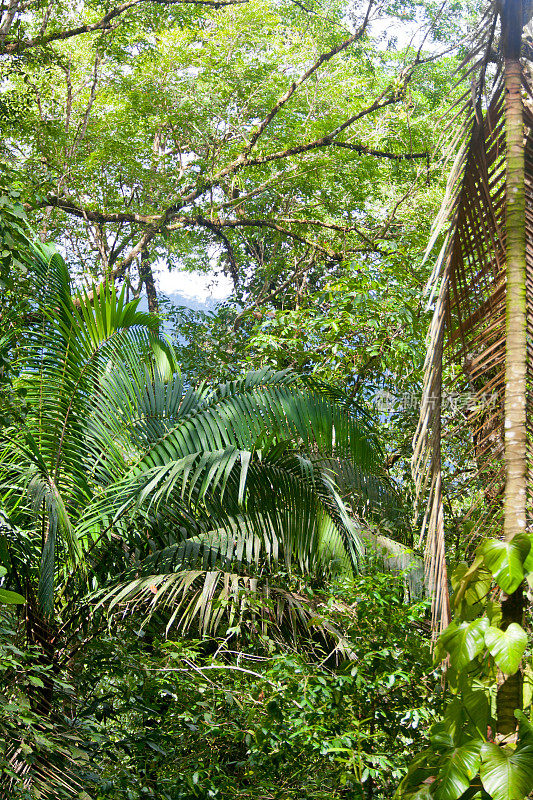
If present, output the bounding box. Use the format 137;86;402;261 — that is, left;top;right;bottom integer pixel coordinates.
4;0;533;798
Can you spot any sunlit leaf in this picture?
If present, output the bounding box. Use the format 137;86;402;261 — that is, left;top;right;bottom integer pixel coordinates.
0;588;25;604
485;624;527;675
479;536;530;594
480;743;533;800
434;740;483;800
439;618;489;671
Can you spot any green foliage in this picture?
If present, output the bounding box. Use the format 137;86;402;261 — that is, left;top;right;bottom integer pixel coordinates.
0;610;91;799
0;232;392;638
479;536;531;594
0;186;35;430
0;221;403;796
397;533;533;800
484;625;527;676
438;617;488;673
0;5;484;799
0;565;24;605
479;742;533;800
74;569;436;800
0;0;465;385
433;740;482;800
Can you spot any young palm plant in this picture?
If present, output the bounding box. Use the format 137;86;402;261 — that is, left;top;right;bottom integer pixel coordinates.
0;236;389;797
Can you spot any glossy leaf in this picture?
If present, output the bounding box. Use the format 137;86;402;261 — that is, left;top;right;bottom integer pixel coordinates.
434;740;483;800
485;624;527;675
430;722;454;751
409;787;433;800
480;743;533;800
0;588;25;604
479;536;530;594
515;711;533;746
523;534;533;573
461;684;491;734
439;618;489;672
452;558;492;608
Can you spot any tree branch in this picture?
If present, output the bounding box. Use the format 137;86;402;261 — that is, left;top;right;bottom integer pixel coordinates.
194;214;239;286
232;251;312;329
202;217;375;258
30;196;157;225
0;0;247;54
330;141;428;160
243;0;375;154
33;197;382;260
241;94;404;168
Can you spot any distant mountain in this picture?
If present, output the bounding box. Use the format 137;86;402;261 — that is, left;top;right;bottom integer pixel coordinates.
137;289;224;316
162;290;221;313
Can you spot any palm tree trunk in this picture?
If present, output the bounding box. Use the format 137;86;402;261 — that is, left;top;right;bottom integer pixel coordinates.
499;0;526;736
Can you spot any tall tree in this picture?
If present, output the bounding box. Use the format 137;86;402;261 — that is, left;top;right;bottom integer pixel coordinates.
413;0;533;628
395;3;533;798
0;0;456;306
401;0;533;775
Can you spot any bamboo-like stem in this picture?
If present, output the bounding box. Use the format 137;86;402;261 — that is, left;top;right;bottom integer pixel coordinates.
503;5;527;544
499;0;526;736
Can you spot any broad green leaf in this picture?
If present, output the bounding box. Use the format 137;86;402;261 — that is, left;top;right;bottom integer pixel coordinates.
434;740;483;800
452;558;492;607
451;560;474;590
394;748;439;799
408;787;433;799
443;699;468;744
462;684;490;733
485;624;527;675
480;742;533;800
522;533;533;573
395;773;434;800
479;536;530;594
0;588;25;604
486;601;502;627
0;565;6;577
515;711;533;746
431;722;454;751
523;665;533;709
439;618;489;671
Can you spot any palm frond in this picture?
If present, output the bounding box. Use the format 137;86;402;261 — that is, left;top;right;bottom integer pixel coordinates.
83;442;364;574
98;568;355;659
87;361;381;478
76;359;389;635
413;4;533;629
3;247;168;616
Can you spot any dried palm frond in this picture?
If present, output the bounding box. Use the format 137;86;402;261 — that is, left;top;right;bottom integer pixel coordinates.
413;0;533;630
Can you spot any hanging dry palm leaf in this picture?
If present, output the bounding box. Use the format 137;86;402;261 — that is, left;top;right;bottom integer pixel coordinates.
413;0;533;635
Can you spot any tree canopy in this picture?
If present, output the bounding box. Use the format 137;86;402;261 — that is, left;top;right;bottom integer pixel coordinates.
7;0;533;799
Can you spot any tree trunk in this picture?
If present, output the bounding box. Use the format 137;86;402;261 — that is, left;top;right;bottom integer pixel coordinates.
499;0;526;736
140;247;159;315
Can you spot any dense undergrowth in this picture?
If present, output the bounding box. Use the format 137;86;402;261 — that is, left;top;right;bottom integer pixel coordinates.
1;566;439;799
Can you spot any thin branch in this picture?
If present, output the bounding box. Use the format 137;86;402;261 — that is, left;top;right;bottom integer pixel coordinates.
214;166;301;212
233;252;312;329
267;216;381;248
0;0;247;54
226;93;404;170
206;217;380;256
31;196;156;225
330;141;428;160
69;55;100;159
243;0;375;154
194;214;239;286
